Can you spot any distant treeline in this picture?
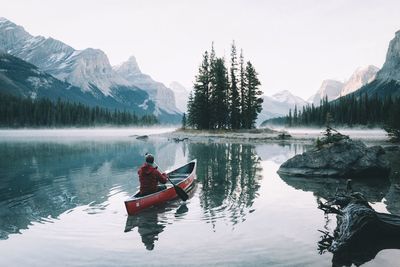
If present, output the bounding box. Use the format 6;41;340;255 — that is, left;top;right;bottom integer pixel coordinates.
263;93;400;131
0;93;158;127
186;42;263;130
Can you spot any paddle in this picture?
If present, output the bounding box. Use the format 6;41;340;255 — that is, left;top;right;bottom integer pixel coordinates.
155;162;189;202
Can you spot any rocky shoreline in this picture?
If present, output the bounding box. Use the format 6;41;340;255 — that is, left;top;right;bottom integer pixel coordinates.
151;128;400;183
277;138;391;179
153;128;390;145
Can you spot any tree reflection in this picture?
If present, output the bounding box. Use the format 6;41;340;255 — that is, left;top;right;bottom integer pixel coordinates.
279;175;390;203
188;143;262;227
0;140;179;240
280;175;399;266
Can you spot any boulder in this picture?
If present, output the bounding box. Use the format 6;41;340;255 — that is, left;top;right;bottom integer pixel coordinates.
278;139;391;179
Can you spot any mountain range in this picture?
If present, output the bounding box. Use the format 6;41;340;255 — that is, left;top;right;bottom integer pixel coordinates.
2;17;399;126
310;30;400;102
308;65;379;106
355;30;400;98
0;17;181;122
258;64;384;124
261;29;400;126
169;81;191;113
257;90;308;125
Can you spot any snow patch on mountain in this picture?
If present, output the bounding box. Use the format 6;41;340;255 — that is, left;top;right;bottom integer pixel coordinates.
114;56;180;115
308;80;344;106
27;76;52;89
53;48;130;95
272;90;308;106
257;90;308;125
339;65;379;97
169;81;191;113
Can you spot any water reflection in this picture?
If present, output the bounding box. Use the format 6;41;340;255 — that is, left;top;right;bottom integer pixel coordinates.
125;210;166;250
124;201;190;250
256;142;309;164
0;140;179;240
188;143;262;227
280;175;390;203
280;174;399;266
321;230;400;267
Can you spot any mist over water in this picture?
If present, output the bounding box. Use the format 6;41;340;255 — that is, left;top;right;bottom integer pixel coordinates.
269;127;388;141
0;129;398;266
0;127;175;140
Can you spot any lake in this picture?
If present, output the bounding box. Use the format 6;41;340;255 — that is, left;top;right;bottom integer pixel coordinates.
0;129;399;266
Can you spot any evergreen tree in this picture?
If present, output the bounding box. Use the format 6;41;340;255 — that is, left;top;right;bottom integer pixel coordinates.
210;57;230;129
0;93;157;127
189;51;211;129
239;49;247;128
293;105;298;126
243;61;263;128
287;109;293;127
186;91;196;128
187;43;263;130
181;113;187;129
229;41;241;129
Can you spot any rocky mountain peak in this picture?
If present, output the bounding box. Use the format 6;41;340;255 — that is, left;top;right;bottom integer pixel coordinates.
339;65;379;97
0;17;182;122
376;30;400;82
115;56;180;115
272;90;307;105
169;81;190;112
114;55;142;76
0;18;32;51
63;48;129;94
169;81;189;93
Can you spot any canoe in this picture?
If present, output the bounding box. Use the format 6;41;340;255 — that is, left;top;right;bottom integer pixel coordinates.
124;159;197;215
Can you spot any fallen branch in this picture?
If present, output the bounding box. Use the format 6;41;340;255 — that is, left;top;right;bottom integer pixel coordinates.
317;179;400;266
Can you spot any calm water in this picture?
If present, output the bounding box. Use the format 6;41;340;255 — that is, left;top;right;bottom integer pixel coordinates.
0;129;399;266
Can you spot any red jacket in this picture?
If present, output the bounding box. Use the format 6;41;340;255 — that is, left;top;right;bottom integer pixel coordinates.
138;163;168;195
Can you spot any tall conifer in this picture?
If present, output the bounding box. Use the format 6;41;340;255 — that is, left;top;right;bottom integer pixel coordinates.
230;41;241;129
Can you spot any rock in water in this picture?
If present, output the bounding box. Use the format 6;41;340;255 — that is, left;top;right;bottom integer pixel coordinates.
278;139;391;179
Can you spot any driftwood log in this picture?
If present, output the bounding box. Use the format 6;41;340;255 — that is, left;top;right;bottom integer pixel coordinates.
317;180;400;266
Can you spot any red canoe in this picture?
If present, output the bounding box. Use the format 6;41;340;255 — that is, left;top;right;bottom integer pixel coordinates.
125;159;197;215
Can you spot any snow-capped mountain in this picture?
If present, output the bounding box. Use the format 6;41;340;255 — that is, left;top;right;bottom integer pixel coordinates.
308;80;344;106
339;65;379;97
272;90;308;106
0;53;153;115
354;30;400;98
308;66;380;105
114;56;180;116
0;17;129;95
257;90;308;125
169;81;191;113
0;17;181;122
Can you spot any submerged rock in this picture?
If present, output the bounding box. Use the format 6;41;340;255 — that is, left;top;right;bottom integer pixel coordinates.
278;139;391;179
136;135;149;140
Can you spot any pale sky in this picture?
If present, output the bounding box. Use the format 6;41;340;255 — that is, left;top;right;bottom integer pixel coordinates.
1;0;399;99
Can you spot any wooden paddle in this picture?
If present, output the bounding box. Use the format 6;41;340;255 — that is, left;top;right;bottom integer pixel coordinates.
156;162;189;202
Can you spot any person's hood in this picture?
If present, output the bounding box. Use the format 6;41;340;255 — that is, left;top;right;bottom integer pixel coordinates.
141;163;157;175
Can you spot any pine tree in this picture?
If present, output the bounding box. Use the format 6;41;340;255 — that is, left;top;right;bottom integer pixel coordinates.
243;61;263;128
229;41;241;129
239;49;247;129
210;57;230;129
189;51;211;129
186;91;196;128
181;113;187;129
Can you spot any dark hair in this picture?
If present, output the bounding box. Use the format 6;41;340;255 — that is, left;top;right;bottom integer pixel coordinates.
145;154;154;164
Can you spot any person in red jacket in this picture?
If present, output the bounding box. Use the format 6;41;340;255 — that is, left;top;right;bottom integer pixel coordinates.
138;154;168;196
